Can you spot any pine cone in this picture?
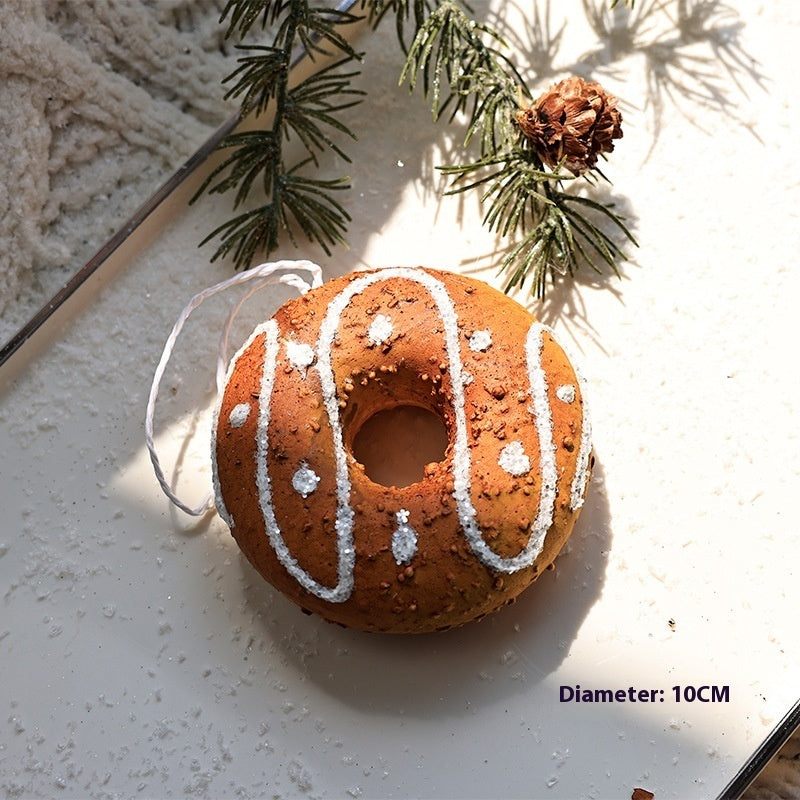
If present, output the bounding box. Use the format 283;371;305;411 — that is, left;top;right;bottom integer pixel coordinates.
515;76;623;175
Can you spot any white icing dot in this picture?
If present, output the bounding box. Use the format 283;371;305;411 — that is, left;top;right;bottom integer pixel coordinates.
228;402;251;428
292;463;320;498
498;441;531;477
468;329;492;352
367;314;393;345
462;371;474;386
285;340;315;372
391;509;418;565
556;384;576;404
568;362;592;511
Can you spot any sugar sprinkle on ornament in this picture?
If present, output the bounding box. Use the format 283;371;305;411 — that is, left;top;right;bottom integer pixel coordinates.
391;509;418;565
556;384;576;404
285;340;315;373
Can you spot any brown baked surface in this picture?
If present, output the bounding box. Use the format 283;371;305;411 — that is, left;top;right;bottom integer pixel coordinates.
214;267;590;633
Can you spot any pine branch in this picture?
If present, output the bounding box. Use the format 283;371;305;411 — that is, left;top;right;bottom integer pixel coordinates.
399;1;526;154
199;163;351;265
220;0;287;39
441;146;635;298
193;0;363;268
199;0;637;298
284;59;365;162
362;0;439;52
402;1;636;297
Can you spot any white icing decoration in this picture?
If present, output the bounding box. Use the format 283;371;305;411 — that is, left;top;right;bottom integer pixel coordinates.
468;329;492;352
228;403;251;428
319;269;555;574
535;331;592;511
231;269;592;602
285;339;315;373
568;363;592;511
316;270;557;578
391;509;418;565
212;322;276;528
255;321;353;602
462;371;474;386
367;314;393;345
499;323;559;567
556;384;576;404
498;441;531;477
292;462;320;498
458;323;557;572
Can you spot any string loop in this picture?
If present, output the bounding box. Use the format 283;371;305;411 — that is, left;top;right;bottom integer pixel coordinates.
145;260;323;516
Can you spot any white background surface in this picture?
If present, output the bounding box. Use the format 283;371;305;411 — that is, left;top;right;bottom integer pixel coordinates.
1;2;798;797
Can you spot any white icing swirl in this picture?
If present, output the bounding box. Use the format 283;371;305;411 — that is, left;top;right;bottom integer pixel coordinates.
212;321;276;528
256;321;355;603
458;323;558;572
568;364;592;511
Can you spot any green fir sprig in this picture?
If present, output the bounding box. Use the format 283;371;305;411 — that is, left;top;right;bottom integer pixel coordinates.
193;0;364;265
198;0;638;298
396;0;636;297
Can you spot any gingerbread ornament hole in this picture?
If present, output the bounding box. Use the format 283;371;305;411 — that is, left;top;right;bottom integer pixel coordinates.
351;405;449;488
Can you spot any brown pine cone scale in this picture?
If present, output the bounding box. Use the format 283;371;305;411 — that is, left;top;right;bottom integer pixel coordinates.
515;76;623;175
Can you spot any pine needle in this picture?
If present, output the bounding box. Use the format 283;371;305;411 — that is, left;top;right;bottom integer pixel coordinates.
191;0;363;267
198;0;638;296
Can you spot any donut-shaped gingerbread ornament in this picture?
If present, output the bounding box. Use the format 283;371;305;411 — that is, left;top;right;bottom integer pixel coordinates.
211;266;591;633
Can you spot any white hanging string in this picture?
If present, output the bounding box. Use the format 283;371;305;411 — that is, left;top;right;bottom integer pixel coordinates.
145;259;324;516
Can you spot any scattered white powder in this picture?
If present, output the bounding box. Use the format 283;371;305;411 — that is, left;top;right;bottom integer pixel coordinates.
287;759;314;793
498;441;531;477
292;463;320;498
367;314;393;345
468;329;492;352
285;340;315;373
227;402;251;428
556;384;575;404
